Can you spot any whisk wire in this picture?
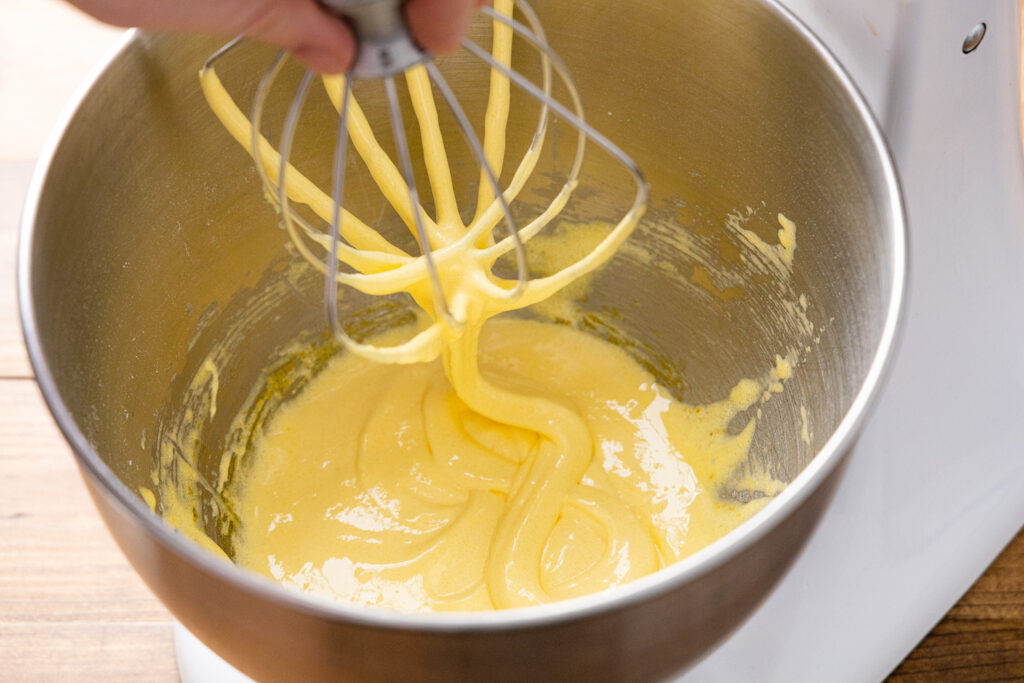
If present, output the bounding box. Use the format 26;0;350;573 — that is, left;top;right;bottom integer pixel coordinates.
277;69;317;249
477;2;647;192
326;77;353;337
251;52;334;265
251;51;288;214
383;75;457;327
425;61;527;298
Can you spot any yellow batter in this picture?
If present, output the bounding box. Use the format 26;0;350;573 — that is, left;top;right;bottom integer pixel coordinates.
230;319;781;611
166;0;798;612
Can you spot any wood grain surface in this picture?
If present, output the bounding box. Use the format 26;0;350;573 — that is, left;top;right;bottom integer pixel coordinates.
0;1;1021;681
889;538;1024;682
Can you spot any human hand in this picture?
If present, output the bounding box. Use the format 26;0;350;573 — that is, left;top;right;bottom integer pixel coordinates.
67;0;485;73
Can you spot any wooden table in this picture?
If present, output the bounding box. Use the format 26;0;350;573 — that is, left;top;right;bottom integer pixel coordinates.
0;1;1021;680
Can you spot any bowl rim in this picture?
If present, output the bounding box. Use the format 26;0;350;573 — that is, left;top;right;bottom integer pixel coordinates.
18;0;907;632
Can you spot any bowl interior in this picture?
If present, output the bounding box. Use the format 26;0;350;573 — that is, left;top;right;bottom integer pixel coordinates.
26;0;897;600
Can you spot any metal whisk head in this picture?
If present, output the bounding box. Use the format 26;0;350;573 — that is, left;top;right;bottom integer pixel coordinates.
200;0;648;363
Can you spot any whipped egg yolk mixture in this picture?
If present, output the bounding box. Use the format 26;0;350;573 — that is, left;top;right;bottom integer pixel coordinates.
230;319;780;611
176;0;793;611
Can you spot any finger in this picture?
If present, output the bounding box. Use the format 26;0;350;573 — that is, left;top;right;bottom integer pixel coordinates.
405;0;480;54
239;0;356;73
69;0;356;73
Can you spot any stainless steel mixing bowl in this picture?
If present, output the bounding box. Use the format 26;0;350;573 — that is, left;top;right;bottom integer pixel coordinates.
18;0;905;680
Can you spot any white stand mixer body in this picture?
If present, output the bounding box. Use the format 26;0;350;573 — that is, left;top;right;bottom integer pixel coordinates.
691;0;1024;679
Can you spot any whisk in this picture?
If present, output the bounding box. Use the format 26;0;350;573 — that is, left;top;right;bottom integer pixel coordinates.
199;0;648;363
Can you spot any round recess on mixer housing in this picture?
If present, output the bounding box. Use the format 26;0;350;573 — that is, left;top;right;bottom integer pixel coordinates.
961;22;986;54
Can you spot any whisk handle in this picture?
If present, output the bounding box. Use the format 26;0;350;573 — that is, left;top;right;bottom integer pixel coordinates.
320;0;427;78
